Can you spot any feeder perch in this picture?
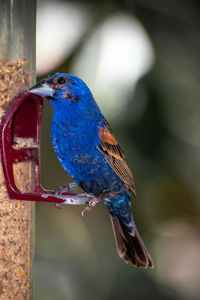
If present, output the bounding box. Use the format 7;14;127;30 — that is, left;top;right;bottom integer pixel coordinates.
0;90;91;205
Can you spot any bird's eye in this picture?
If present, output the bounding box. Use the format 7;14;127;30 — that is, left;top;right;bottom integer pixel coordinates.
57;77;66;85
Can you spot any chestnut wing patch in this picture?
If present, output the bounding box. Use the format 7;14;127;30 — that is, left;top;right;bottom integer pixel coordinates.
97;125;136;197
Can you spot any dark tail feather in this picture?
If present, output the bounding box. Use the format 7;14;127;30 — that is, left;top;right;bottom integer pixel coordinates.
110;215;154;268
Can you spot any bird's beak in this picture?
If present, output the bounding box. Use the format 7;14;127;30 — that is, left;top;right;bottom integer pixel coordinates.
29;80;54;97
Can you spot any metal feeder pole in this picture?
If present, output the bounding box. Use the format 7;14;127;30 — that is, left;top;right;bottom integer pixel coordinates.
0;1;36;299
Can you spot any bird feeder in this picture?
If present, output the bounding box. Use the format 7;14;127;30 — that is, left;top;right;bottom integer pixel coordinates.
0;3;91;299
0;1;37;299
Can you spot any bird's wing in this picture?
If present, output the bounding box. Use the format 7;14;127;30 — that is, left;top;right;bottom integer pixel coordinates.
97;120;136;197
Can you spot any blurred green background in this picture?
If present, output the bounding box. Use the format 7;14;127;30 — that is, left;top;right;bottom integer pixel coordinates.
35;0;200;299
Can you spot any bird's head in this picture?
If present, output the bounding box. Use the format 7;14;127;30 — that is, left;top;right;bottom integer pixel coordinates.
29;73;93;108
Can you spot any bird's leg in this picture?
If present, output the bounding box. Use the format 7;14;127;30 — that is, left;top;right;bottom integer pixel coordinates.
54;182;79;208
80;194;100;217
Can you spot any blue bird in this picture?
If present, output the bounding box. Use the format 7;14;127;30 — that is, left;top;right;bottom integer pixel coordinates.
30;73;153;268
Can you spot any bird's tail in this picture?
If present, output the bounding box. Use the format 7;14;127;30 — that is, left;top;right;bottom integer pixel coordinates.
110;215;154;268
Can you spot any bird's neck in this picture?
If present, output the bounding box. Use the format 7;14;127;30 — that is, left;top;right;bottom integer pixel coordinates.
51;98;103;128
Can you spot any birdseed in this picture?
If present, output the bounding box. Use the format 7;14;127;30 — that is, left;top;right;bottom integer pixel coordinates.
0;59;34;300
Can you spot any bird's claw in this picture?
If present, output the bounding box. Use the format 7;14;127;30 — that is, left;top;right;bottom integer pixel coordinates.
81;206;92;216
54;182;79;208
81;197;99;217
54;182;78;195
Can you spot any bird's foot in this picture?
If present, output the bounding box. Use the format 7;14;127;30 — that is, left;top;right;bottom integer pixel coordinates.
81;206;92;216
81;195;100;217
54;182;79;208
54;182;78;195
